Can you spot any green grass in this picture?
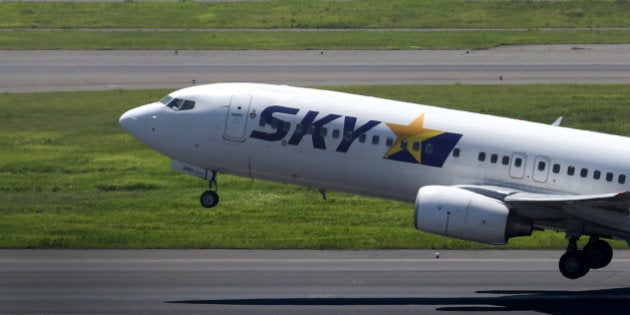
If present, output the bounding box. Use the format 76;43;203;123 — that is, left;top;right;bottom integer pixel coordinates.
1;85;629;249
1;29;628;50
2;0;629;29
1;0;629;50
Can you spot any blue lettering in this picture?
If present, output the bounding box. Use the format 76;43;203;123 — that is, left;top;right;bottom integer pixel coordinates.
336;117;380;153
249;105;299;141
288;111;341;149
250;106;381;153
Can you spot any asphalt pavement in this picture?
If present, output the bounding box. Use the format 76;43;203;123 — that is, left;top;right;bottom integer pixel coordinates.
2;249;630;314
1;45;629;93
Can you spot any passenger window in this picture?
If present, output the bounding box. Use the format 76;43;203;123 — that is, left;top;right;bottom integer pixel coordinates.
283;122;291;132
308;125;316;135
344;131;353;142
606;172;614;182
538;161;546;171
320;127;327;137
478;152;486;162
580;168;588;178
259;117;267;127
619;174;626;184
502;156;510;165
386;137;393;147
453;148;460;157
412;142;420;151
372;135;380;145
332;129;340;139
552;164;560;174
424;143;434;154
490;154;498;163
359;134;367;143
514;158;523;168
400;140;408;150
594;170;601;180
568;166;575;176
295;123;304;134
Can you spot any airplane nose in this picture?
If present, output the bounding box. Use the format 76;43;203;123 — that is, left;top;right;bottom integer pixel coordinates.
119;110;133;129
119;103;160;139
119;108;140;135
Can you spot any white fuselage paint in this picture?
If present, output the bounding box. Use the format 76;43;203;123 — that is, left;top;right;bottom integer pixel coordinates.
120;83;630;203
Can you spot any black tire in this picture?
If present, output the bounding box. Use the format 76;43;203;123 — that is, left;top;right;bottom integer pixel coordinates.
559;250;590;280
583;239;613;269
200;191;219;208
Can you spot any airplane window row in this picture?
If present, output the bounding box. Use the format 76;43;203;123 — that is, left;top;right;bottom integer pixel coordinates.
552;164;625;184
467;149;627;185
327;126;398;148
475;151;513;166
258;120;445;154
162;96;195;111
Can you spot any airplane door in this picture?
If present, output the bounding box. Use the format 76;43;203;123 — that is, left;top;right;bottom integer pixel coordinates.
224;94;252;142
509;152;527;179
532;155;551;183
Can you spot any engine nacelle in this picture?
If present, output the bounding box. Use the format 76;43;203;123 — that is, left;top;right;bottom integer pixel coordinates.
414;186;531;245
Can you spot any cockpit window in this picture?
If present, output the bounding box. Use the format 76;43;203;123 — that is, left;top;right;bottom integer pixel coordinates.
165;98;195;111
160;95;173;105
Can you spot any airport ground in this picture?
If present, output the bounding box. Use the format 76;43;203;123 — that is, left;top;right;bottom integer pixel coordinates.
1;45;630;313
3;2;630;307
1;45;630;93
4;250;630;314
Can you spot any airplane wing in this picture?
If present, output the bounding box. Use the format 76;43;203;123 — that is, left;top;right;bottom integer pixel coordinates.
458;185;630;238
506;191;630;210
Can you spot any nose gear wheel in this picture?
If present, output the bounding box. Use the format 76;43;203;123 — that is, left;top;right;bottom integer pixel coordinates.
200;172;219;208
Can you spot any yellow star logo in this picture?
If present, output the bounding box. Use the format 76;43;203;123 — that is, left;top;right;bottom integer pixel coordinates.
384;114;443;163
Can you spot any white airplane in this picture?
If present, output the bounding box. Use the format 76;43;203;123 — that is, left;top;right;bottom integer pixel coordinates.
120;83;630;280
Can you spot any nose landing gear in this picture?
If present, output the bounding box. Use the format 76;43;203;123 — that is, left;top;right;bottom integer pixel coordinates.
200;173;219;208
558;236;613;279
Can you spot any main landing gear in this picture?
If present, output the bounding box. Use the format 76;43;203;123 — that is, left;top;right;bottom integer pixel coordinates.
200;172;219;208
558;236;613;279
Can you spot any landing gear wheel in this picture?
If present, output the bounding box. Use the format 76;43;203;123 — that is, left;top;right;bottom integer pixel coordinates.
199;171;219;208
583;239;613;269
200;190;219;208
559;250;590;280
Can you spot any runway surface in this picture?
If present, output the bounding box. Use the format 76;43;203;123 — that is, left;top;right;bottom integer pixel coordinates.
1;44;629;93
2;249;630;314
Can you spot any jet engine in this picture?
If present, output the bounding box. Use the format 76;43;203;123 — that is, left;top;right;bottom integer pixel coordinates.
414;186;532;244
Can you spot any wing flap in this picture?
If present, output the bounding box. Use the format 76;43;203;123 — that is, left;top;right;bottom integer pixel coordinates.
505;191;630;211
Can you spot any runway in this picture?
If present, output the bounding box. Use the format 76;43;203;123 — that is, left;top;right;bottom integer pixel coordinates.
2;250;630;314
1;44;630;93
3;45;630;314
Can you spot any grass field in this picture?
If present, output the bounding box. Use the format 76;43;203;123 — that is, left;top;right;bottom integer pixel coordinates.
2;0;629;29
1;0;629;50
1;84;629;249
1;29;628;50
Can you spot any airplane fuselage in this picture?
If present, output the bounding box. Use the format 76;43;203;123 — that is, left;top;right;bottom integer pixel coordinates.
120;83;630;279
122;83;630;200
